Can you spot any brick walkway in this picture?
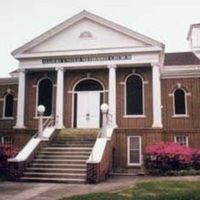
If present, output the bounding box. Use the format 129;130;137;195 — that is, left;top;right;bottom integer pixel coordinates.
0;176;199;200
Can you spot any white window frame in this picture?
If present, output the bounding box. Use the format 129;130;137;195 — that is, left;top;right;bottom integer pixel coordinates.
2;93;14;120
174;135;189;147
172;88;189;118
127;136;142;166
35;77;53;118
0;136;13;145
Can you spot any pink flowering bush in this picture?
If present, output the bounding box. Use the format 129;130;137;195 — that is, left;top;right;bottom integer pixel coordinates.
0;144;18;173
144;142;192;174
192;149;200;170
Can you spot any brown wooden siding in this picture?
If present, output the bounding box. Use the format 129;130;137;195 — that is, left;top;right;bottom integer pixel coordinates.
163;131;200;149
24;71;56;129
113;129;162;171
64;69;108;127
116;67;153;128
161;78;200;130
0;129;35;150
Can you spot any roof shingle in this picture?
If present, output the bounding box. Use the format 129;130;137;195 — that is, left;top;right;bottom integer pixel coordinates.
164;52;200;66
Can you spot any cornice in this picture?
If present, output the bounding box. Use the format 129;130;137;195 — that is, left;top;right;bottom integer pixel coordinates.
161;65;200;79
15;46;163;60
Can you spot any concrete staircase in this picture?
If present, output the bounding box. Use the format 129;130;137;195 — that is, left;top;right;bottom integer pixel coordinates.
20;129;99;183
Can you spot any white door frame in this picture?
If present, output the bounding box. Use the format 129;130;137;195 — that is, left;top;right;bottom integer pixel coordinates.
71;78;106;128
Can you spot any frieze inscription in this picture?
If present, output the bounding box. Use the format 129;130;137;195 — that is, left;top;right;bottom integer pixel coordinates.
42;55;132;64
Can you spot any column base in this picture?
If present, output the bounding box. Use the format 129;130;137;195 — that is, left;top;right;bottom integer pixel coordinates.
55;125;65;129
152;123;163;128
13;125;26;129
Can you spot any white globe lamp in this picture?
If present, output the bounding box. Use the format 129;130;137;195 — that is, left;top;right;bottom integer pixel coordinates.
37;105;45;115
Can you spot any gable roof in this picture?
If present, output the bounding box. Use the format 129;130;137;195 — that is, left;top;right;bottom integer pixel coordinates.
164;52;200;66
12;10;164;57
187;23;200;40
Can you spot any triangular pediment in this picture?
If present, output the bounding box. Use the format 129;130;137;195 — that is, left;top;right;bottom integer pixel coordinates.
12;10;164;57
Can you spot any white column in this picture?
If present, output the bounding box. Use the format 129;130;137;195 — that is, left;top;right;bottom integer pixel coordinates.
108;64;117;127
56;67;64;129
15;69;26;128
152;64;162;128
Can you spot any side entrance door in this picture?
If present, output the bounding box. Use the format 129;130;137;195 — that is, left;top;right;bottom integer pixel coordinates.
77;91;100;128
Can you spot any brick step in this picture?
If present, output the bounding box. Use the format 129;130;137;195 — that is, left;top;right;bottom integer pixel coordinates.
50;143;94;147
20;177;85;184
51;140;95;146
42;147;92;151
54;137;96;141
29;163;87;169
25;167;87;173
33;159;86;164
38;151;91;156
23;172;86;179
35;155;89;160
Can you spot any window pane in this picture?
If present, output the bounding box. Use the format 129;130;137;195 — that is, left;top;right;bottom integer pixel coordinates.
130;137;139;149
38;79;53;116
75;80;103;91
176;136;187;146
5;94;14;117
126;75;143;115
174;89;186;114
130;150;140;163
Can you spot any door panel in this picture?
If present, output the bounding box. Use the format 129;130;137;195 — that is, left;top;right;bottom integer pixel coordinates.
77;91;100;128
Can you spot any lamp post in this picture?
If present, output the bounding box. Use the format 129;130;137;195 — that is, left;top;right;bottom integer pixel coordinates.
37;105;45;138
100;103;109;138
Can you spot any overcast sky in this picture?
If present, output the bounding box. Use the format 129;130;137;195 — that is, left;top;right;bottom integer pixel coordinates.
1;0;200;77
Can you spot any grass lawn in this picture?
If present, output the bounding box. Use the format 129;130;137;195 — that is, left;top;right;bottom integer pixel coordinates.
63;180;200;200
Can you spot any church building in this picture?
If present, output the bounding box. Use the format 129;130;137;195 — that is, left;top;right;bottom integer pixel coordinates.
0;11;199;183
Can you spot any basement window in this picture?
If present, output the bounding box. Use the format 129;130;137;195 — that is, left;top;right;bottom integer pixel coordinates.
174;135;188;147
127;136;142;166
0;136;13;145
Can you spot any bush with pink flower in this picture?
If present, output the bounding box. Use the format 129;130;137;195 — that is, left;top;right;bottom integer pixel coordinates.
144;142;195;174
0;144;18;174
192;149;200;170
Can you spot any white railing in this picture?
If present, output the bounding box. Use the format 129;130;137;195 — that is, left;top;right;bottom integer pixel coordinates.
43;117;55;129
107;113;113;126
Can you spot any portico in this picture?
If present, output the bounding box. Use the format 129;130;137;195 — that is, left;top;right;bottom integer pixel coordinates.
12;10;164;130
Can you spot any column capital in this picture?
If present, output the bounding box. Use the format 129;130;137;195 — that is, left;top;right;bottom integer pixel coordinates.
55;67;65;72
18;68;26;73
151;63;160;68
107;64;117;69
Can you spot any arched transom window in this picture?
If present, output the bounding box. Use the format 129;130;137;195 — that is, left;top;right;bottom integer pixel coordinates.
173;88;187;115
74;79;103;91
125;74;144;115
37;78;53;116
3;93;14;118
